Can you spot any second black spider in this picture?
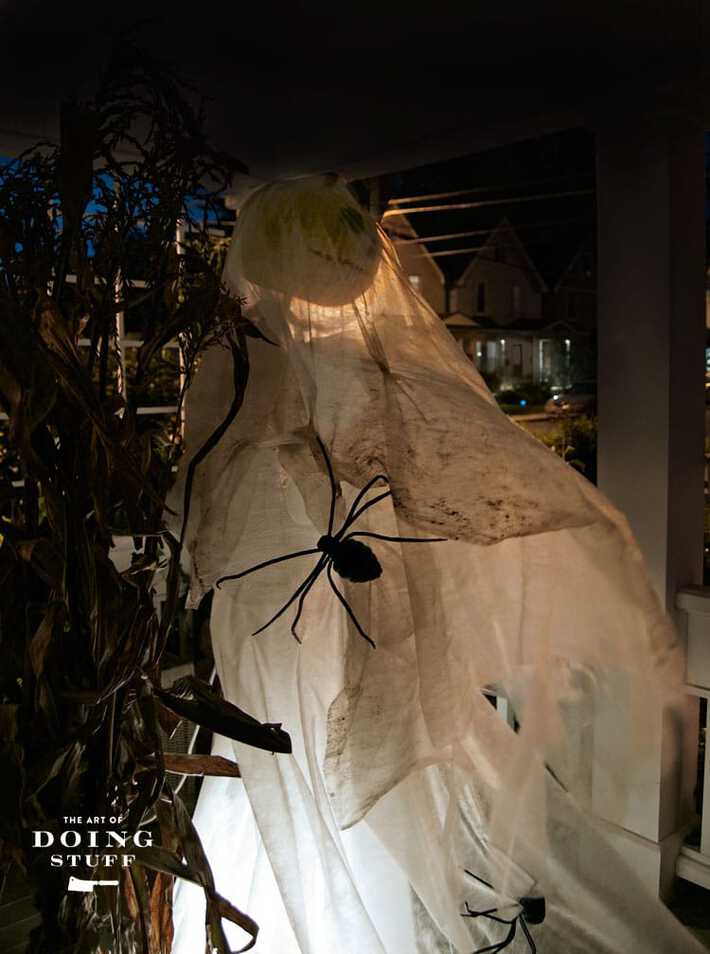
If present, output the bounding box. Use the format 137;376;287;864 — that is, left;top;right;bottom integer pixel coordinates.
462;868;545;954
216;437;445;646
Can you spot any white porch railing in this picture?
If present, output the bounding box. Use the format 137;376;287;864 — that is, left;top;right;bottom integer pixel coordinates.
675;587;710;889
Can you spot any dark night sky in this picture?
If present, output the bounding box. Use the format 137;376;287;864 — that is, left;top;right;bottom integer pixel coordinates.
376;127;710;287
375;129;597;286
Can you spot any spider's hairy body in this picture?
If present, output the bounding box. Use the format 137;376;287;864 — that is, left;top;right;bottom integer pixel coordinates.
519;897;545;926
216;436;446;646
317;535;383;583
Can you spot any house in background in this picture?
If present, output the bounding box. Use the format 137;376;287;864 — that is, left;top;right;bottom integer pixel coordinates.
550;242;596;329
383;209;446;314
442;219;560;389
382;210;597;393
545;240;597;384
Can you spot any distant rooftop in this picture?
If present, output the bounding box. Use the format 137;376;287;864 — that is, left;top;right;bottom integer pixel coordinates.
375;129;597;287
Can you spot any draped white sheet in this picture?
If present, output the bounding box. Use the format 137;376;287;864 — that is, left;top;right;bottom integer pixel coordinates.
171;175;704;953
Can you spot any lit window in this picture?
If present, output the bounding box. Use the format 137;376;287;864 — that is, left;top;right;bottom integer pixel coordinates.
408;274;422;292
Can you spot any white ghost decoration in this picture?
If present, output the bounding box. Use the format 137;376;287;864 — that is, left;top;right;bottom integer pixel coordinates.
170;175;702;954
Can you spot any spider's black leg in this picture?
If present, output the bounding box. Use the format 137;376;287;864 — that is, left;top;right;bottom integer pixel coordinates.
345;531;447;544
252;561;324;635
518;916;536;954
340;489;393;535
216;548;320;588
464;906;501;918
290;555;328;642
326;563;376;648
338;475;390;535
463;907;516;926
471;919;517;954
316;436;338;536
464;870;496;892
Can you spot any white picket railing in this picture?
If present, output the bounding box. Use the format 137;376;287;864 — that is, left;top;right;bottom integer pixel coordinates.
675;586;710;889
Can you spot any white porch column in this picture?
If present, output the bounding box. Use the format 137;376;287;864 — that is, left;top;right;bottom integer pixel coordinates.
594;86;705;897
531;338;541;384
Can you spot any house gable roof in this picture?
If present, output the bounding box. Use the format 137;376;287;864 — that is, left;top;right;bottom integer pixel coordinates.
552;237;596;292
456;217;548;293
382;210;446;285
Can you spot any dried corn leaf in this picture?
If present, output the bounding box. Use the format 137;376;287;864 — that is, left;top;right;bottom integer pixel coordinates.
148;872;174;954
155;679;291;754
164;753;241;778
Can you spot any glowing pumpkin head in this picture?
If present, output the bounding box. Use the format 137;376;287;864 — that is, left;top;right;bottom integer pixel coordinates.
235;174;382;307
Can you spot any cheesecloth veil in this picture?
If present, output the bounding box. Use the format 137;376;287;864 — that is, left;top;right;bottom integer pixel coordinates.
170;174;703;953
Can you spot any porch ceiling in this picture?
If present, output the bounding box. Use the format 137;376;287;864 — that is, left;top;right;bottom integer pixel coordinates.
0;0;707;177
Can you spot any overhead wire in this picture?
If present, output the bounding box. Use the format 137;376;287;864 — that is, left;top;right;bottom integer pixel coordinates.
388;217;593;246
411;243;547;261
386;174;595;206
382;189;595;218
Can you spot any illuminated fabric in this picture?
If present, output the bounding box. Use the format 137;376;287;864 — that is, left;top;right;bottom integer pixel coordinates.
171;175;702;954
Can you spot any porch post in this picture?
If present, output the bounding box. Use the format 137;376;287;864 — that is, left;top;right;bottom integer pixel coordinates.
594;84;705;897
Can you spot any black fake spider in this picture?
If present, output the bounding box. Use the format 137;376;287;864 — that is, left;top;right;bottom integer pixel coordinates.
462;869;545;954
215;437;445;647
